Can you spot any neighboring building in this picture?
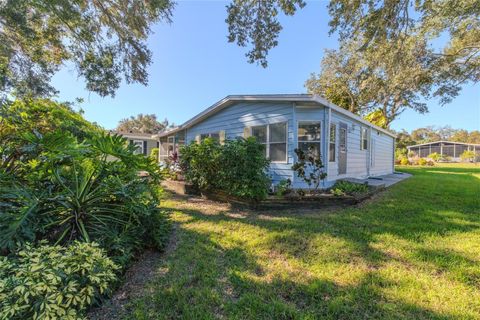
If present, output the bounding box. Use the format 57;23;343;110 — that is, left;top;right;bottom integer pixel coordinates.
407;141;480;161
158;94;396;188
115;131;159;157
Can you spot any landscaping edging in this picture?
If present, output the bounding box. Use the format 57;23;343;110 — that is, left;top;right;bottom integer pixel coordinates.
199;186;384;210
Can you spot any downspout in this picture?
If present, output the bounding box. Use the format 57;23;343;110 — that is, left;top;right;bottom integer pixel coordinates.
292;102;297;186
367;126;371;177
392;138;396;173
323;106;330;188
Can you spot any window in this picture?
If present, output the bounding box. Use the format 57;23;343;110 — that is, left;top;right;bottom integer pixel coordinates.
269;123;287;162
298;121;321;159
251;122;287;162
360;127;368;150
329;123;336;162
200;132;220;141
132;140;144;155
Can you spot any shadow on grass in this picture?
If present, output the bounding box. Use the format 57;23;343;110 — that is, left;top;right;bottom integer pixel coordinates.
129;166;480;319
129;222;461;319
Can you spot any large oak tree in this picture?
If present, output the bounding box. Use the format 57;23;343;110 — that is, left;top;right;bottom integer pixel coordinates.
0;0;174;98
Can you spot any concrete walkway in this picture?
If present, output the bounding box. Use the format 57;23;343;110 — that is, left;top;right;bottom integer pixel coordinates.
344;172;412;188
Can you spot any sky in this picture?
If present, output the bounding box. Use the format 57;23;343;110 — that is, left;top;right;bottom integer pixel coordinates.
51;1;479;133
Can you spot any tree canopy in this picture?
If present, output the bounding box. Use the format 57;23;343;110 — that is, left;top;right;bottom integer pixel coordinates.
116;114;169;134
306;35;441;127
227;0;478;127
0;0;174;98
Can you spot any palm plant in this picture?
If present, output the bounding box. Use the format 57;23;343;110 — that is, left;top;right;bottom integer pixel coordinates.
0;130;162;263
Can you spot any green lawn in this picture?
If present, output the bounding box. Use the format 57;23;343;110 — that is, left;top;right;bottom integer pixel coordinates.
130;164;480;319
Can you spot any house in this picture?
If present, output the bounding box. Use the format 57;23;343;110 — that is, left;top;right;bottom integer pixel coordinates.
407;141;480;162
115;131;159;157
158;94;396;188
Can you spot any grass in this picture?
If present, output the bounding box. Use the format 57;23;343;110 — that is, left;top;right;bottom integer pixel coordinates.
129;163;480;319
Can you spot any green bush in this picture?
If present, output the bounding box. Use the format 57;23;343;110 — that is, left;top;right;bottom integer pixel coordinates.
275;179;292;196
418;158;428;165
0;241;118;320
0;99;170;267
180;137;270;201
219;138;270;201
331;181;369;196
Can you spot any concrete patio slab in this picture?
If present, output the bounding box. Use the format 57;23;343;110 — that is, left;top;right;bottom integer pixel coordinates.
344;172;412;188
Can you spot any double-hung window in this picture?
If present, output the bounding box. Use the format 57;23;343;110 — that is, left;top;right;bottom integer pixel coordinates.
298;121;321;159
200;132;220;141
251;122;287;162
329;123;336;162
360;127;368;150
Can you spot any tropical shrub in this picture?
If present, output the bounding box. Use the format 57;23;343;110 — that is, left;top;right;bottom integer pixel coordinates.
460;150;475;162
0;241;118;320
179;138;222;190
218;138;270;201
180;137;270;201
428;152;441;162
291;146;327;190
418;158;428;166
0;99;169;267
331;181;369;196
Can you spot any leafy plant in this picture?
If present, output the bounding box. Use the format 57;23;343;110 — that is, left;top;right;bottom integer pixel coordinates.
180;137;270;201
418;158;428;166
150;147;159;161
399;157;410;165
331;181;368;196
275;179;292;196
291;146;327;190
179;138;222;190
428;152;441;162
0;241;118;320
0;99;169;267
460;150;476;162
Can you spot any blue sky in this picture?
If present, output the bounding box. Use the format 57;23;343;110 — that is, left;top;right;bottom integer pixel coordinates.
52;1;479;132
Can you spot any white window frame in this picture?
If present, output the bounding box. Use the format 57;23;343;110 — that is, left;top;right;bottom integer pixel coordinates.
133;140;144;155
360;127;368;150
250;122;288;163
297;121;322;160
329;123;336;162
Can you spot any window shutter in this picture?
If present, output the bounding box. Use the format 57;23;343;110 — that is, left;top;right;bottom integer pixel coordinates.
143;141;147;155
219;130;226;145
243;127;251;138
195;135;201;144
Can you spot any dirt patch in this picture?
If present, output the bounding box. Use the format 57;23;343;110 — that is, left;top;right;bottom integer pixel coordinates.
88;225;178;320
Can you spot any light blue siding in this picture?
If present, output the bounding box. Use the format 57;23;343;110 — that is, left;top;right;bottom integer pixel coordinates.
181;101;394;189
185;101;295;184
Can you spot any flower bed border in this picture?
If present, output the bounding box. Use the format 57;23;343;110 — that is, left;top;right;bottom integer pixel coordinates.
199;186;384;210
162;180;385;210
